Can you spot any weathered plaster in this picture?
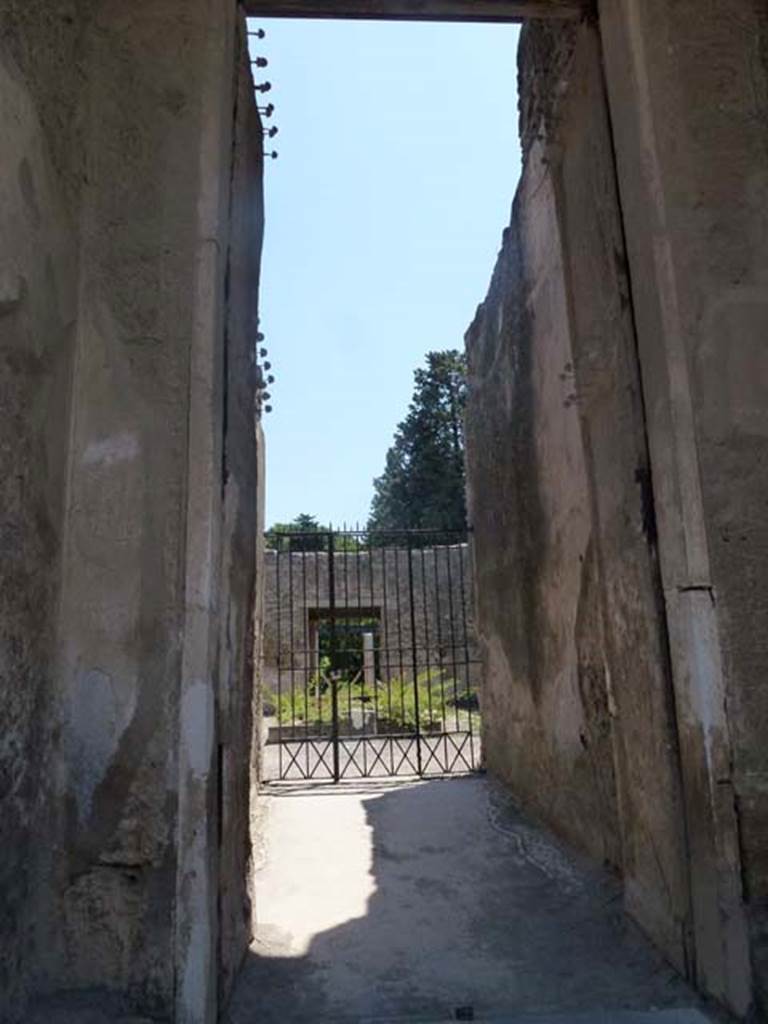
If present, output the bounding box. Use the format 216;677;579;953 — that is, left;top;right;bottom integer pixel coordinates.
216;22;266;1011
0;2;265;1021
173;2;238;1019
0;5;81;1012
466;13;693;997
599;0;767;1014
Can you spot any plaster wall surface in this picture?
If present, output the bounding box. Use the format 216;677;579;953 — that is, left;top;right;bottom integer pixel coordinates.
51;4;212;1010
465;15;691;985
0;2;83;1012
467;6;768;1018
216;30;265;1006
598;1;768;1014
0;2;265;1021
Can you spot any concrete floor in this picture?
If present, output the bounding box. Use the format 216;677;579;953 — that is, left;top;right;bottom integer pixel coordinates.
226;775;721;1024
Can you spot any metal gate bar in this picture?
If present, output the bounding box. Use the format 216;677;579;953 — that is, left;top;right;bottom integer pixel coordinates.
262;527;481;782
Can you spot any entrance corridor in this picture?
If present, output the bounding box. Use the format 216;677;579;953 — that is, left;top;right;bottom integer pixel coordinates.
226;777;721;1024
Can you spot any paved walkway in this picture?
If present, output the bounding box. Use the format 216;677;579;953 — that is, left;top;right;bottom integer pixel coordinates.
226;776;721;1024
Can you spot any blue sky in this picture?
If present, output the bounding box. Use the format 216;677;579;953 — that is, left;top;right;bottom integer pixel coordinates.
249;18;521;528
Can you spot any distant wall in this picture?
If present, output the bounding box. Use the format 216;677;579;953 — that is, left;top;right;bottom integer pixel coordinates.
263;544;479;693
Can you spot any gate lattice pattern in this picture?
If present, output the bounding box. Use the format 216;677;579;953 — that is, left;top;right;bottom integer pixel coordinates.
262;528;481;781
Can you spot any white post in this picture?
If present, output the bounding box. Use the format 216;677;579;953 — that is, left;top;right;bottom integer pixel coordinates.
363;631;375;688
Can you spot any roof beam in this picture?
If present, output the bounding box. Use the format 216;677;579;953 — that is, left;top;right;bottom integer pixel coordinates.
243;1;584;22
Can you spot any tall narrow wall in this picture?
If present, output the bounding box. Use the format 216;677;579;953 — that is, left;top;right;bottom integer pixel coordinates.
0;3;85;1015
0;3;265;1021
216;25;265;1007
465;15;692;979
599;1;768;1014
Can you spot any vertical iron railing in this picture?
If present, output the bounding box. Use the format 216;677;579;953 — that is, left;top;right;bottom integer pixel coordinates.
328;529;340;783
406;538;423;776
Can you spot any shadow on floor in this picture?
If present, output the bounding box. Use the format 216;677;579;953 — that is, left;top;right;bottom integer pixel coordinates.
225;776;716;1024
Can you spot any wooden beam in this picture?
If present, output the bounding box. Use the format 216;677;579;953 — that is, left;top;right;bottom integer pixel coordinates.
243;0;583;23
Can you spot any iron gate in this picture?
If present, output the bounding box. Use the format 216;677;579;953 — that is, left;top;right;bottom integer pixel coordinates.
262;528;481;781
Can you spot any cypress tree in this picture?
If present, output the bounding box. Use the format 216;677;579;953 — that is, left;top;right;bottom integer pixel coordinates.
368;350;467;535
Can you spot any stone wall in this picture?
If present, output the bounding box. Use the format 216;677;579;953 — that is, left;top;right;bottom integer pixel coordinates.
216;28;265;1009
0;3;264;1021
467;6;768;1019
466;15;690;973
0;2;83;1014
263;544;479;694
598;2;768;1015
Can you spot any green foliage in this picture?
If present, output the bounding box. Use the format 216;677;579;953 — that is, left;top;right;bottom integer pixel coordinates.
316;616;379;678
265;514;363;551
265;668;479;734
265;513;326;552
368;350;467;536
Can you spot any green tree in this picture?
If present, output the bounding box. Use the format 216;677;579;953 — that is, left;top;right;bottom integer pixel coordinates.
265;514;362;551
368;350;467;535
266;513;326;552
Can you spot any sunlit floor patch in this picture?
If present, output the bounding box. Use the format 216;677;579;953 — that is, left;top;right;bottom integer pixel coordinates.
226;777;718;1024
252;780;387;956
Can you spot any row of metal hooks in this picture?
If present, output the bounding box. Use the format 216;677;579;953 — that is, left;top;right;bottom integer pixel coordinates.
255;330;275;415
249;27;276;415
249;27;279;160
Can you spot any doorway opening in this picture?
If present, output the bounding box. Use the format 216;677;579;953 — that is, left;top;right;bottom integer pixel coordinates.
230;5;716;1024
252;15;513;786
